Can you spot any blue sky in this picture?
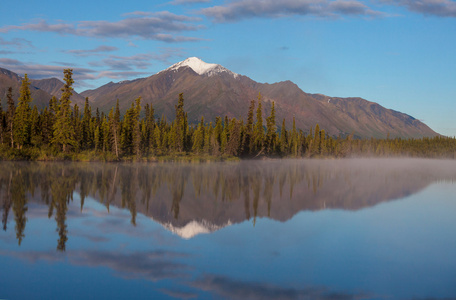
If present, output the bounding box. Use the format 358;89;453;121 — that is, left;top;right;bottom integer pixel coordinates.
1;0;455;136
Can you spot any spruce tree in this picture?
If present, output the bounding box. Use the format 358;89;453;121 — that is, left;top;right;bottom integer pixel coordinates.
111;100;121;157
108;108;118;157
226;118;241;156
6;87;15;148
265;101;276;155
172;93;186;152
132;97;141;157
73;103;82;147
290;117;298;156
211;117;222;154
253;93;264;153
241;99;255;156
30;106;41;147
82;98;92;150
52;69;77;152
0;99;3;145
313;123;321;155
94;125;100;152
13;74;33;149
121;103;135;156
143;103;155;154
153;123;161;154
280;118;288;155
192;117;205;154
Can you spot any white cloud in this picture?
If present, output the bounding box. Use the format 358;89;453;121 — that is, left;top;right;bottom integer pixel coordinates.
200;0;384;22
380;0;456;17
65;45;119;57
0;11;204;42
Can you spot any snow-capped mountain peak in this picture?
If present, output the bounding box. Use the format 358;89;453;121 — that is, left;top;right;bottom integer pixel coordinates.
163;57;238;78
162;219;232;239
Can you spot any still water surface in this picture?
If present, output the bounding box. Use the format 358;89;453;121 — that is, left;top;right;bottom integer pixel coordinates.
1;159;455;299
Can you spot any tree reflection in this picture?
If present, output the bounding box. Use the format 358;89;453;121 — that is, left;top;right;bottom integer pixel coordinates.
2;171;12;231
1;159;456;246
49;166;78;252
11;169;27;245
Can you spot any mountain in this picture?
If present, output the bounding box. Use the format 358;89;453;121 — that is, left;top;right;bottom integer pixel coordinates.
1;59;438;139
30;77;86;106
0;67;85;109
81;57;437;139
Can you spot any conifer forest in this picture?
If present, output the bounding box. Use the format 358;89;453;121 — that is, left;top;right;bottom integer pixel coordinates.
1;69;455;161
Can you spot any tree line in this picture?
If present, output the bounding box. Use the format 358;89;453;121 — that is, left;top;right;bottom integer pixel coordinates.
1;69;455;161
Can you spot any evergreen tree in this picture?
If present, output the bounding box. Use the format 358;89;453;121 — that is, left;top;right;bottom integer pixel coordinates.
143;103;155;155
280;118;288;155
101;116;110;153
120;98;141;157
214;117;223;153
241;99;255;156
226;118;242;156
73;103;82;148
132;97;141;157
109;100;121;158
40;107;53;145
290;117;298;156
253;93;264;153
204;124;214;154
121;104;134;155
265;101;276;155
13;74;33;149
52;69;77;152
313;123;321;155
192;117;205;154
82;98;92;150
30;106;42;147
172;93;186;152
320;129;326;155
0;99;3;145
95;108;100;126
153;123;162;154
6;87;15;148
94;125;100;152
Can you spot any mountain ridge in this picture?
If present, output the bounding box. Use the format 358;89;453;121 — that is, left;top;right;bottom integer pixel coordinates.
0;67;86;109
81;57;437;138
1;59;438;139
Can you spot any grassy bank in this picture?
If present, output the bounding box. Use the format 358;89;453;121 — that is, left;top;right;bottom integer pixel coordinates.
0;145;239;163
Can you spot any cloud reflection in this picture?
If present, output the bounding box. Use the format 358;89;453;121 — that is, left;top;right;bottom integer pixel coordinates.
70;250;192;281
0;249;373;299
3;249;192;282
191;274;369;300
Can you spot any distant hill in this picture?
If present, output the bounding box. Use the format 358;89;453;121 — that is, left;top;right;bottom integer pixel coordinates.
0;67;85;109
81;57;437;139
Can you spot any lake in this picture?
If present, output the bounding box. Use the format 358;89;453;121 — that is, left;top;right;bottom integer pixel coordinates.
1;159;455;300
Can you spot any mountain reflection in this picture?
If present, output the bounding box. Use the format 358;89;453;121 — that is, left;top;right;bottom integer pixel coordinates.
1;159;456;248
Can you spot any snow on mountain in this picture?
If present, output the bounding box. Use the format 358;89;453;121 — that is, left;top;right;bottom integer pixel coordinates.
162;57;239;78
162;219;232;239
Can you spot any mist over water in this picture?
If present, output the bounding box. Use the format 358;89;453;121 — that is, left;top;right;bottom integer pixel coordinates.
1;159;455;299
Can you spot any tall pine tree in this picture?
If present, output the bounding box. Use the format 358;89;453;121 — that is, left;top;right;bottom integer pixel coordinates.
13;75;32;149
52;69;77;152
172;93;187;152
253;93;264;153
265;101;276;155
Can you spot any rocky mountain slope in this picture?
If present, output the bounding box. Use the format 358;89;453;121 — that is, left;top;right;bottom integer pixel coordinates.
81;57;437;139
1;58;437;138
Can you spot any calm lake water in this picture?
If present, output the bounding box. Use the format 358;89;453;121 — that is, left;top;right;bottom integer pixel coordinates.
1;159;455;300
